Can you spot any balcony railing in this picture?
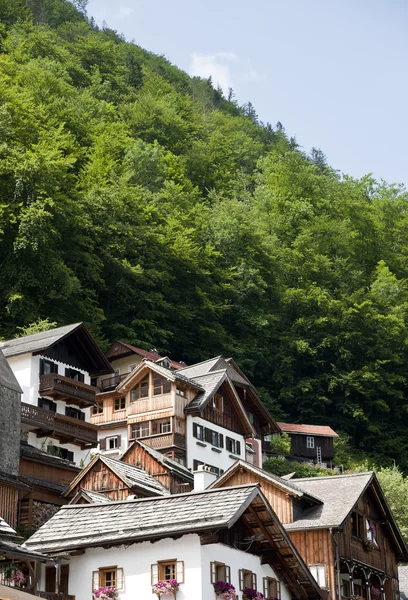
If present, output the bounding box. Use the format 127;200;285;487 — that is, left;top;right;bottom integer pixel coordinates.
39;373;98;407
38;593;75;600
134;432;186;450
99;373;128;392
21;402;98;447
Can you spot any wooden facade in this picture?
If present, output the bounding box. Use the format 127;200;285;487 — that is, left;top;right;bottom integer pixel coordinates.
0;484;19;529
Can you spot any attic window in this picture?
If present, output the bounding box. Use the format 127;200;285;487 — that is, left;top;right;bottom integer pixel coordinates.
212;394;223;413
131;375;149;401
351;511;363;539
153;374;171;396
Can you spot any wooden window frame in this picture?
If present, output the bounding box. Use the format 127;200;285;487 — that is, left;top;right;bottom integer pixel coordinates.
153;374;171;396
263;577;281;599
193;422;205;441
239;569;257;591
309;564;326;589
226;436;241;455
131;375;149;402
176;387;185;397
130;422;150;440
151;560;184;584
212;393;223;413
92;401;103;415
114;397;126;411
92;567;124;591
40;359;58;376
351;510;364;539
365;517;379;548
210;561;231;584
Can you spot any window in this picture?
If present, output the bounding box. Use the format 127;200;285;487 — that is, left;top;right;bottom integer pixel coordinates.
151;560;184;584
351;511;364;539
341;580;350;598
226;437;241;455
193;459;223;477
176;387;185;397
92;401;103;415
92;568;124;591
131;422;149;439
159;420;171;434
38;398;56;412
153;374;171;396
306;436;315;449
40;359;58;375
114;397;126;411
263;577;281;599
47;445;74;462
210;562;230;584
65;368;84;382
366;518;378;547
100;436;121;451
309;565;326;588
212;393;223;413
205;428;223;448
131;376;149;401
65;407;85;421
128;364;137;372
193;423;205;441
239;569;257;591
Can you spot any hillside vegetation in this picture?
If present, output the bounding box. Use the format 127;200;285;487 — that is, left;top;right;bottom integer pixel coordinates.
2;0;408;469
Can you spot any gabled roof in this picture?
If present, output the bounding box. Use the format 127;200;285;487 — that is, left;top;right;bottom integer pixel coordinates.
116;359;203;395
0;516;17;538
177;356;222;379
24;484;326;600
209;459;322;503
122;440;193;482
0;348;22;394
69;489;114;505
0;323;112;376
105;341;186;370
277;423;339;437
63;453;169;498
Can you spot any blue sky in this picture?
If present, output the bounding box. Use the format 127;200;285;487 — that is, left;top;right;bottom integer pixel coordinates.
86;0;408;186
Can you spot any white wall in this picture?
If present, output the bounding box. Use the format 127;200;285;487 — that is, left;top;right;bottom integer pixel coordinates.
186;415;245;473
97;356;143;387
38;533;291;600
98;425;129;458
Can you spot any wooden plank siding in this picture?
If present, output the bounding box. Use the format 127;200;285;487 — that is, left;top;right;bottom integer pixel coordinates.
201;381;246;434
289;530;335;596
0;486;19;528
19;459;78;488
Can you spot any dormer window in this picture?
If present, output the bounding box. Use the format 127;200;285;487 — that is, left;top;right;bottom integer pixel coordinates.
212;393;223;413
156;357;171;369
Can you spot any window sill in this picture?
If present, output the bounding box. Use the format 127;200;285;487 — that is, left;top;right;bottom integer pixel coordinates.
229;454;239;459
211;447;222;453
196;441;207;447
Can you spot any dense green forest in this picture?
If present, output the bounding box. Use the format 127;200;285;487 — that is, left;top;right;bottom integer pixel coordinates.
2;0;408;469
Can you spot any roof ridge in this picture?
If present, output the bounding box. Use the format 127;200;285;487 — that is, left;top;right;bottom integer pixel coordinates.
177;356;222;371
295;471;373;481
190;369;227;379
0;322;82;346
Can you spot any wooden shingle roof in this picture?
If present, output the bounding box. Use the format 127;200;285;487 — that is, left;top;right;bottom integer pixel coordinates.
277;422;338;437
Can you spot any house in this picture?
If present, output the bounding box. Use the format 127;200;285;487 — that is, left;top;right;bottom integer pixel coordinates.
0;323;112;467
92;358;256;475
211;461;408;600
274;422;339;466
398;566;408;600
24;483;326;600
62;453;170;502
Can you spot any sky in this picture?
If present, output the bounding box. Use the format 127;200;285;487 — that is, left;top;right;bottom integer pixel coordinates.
86;0;408;187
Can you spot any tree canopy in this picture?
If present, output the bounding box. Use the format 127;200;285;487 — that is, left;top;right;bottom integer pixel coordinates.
2;0;408;469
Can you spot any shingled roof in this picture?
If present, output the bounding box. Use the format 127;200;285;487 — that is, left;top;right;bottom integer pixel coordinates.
63;453;169;498
277;423;339;437
20;442;80;471
69;489;114;504
0;348;22;394
122;440;193;482
0;516;16;538
116;360;203;395
107;341;186;370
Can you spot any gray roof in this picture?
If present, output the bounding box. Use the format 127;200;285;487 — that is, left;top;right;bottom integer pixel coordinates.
0;516;16;538
399;566;408;600
101;455;169;496
186;369;227;410
20;475;67;494
24;484;260;553
126;440;193;482
20;442;80;471
69;489;114;505
117;360;204;394
0;349;22;394
0;538;49;562
285;472;373;530
177;356;222;379
0;323;81;358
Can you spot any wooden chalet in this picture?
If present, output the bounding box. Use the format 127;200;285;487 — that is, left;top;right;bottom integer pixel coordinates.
211;461;408;600
62;453;170;502
274;423;339;466
25;485;327;600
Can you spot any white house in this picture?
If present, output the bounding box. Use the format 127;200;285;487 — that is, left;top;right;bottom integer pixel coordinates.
0;323;112;467
24;484;325;600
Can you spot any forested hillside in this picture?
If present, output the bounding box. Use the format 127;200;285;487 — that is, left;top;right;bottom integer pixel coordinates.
2;0;408;468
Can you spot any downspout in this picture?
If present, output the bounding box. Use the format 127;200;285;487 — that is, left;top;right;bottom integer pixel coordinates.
330;528;341;600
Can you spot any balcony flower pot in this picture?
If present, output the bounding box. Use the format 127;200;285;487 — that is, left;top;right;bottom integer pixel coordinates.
243;588;265;600
93;586;118;600
350;595;364;600
213;581;238;599
152;580;179;597
362;539;376;551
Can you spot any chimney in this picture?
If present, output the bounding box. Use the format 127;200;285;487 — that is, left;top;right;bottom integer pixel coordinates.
194;465;218;491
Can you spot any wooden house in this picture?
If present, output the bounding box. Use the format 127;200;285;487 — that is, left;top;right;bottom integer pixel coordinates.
92;359;256;476
274;423;339;466
62;453;170;502
0;323;112;468
211;461;408;600
25;484;326;600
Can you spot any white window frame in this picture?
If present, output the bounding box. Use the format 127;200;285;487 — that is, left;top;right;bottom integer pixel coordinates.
309;564;326;588
306;436;315;449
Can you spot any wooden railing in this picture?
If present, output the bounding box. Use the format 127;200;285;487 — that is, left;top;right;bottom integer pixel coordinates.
39;373;98;406
137;432;186;450
38;593;75;600
99;373;128;392
127;394;173;416
21;402;98;445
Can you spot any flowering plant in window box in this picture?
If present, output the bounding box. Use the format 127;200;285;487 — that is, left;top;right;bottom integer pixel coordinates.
213;581;237;599
362;539;376;551
152;580;179;596
93;586;118;600
371;587;381;597
350;595;364;600
5;565;26;587
243;588;265;599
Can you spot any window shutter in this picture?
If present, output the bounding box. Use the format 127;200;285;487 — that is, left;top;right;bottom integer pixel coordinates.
277;580;281;598
252;573;257;590
176;561;184;584
236;441;241;455
205;428;212;443
219;434;224;448
100;437;106;450
225;565;231;583
263;578;268;597
193;422;198;438
239;569;244;591
151;564;158;585
116;568;124;590
210;562;216;584
92;571;99;591
117;435;121;447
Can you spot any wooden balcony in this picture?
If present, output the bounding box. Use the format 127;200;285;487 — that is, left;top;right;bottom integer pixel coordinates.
99;373;128;392
127;394;174;416
39;373;98;408
21;402;98;448
135;432;186;450
38;593;75;600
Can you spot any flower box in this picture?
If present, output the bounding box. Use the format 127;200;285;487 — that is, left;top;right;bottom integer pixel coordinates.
243;588;265;600
152;579;179;596
362;539;376;551
213;581;238;599
92;587;118;600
